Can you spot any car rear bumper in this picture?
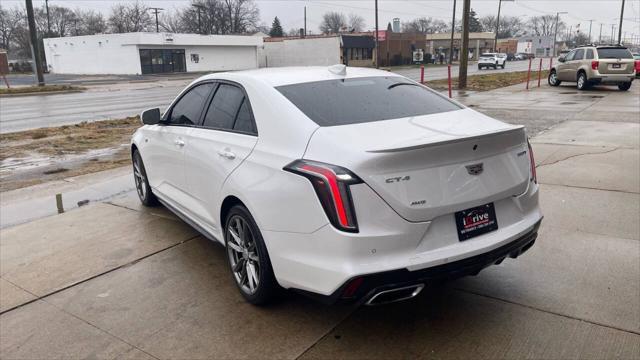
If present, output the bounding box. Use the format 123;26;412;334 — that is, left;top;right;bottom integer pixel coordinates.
299;218;542;305
590;72;634;84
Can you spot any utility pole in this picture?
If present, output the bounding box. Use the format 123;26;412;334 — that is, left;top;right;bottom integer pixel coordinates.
494;0;502;52
458;0;470;89
617;0;625;44
449;0;456;64
588;19;594;43
599;23;603;43
149;7;163;33
552;12;567;57
193;4;205;34
375;0;379;68
26;0;44;86
304;6;307;37
45;0;51;37
611;24;615;43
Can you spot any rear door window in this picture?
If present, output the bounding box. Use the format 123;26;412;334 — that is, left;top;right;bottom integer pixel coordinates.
586;49;594;59
202;84;245;130
277;76;461;127
597;48;633;59
233;99;257;134
168;83;215;125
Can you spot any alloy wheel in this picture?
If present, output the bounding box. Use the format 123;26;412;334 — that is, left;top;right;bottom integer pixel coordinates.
577;75;585;89
133;156;147;200
549;72;558;85
227;215;261;295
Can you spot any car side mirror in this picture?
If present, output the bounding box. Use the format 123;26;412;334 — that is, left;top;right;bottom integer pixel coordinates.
558;57;566;63
141;108;161;125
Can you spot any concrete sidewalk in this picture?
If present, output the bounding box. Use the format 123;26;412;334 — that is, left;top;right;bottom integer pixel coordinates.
1;82;638;359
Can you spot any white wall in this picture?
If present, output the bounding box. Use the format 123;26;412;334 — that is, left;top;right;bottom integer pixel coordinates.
43;33;261;75
258;37;341;68
44;35;141;74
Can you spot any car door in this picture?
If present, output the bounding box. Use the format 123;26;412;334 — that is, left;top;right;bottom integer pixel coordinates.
557;49;575;81
143;82;215;207
568;49;585;81
182;82;259;233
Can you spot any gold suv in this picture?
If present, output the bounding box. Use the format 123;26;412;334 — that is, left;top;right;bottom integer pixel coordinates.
548;45;635;91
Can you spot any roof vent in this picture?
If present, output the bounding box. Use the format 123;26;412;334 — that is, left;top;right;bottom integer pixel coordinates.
328;64;346;76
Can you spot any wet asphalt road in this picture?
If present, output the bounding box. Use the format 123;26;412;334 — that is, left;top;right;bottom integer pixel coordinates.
0;59;549;134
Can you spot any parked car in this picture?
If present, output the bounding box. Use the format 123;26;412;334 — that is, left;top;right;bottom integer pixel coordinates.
478;53;507;69
548;45;635;91
633;53;640;78
514;53;526;60
132;66;543;306
506;53;516;61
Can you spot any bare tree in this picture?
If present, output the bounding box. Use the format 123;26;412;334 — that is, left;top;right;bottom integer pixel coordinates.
0;6;26;52
527;15;564;37
73;9;107;36
402;17;448;34
223;0;260;34
160;10;185;33
109;1;153;33
319;11;346;34
480;15;524;38
180;0;258;35
348;13;365;32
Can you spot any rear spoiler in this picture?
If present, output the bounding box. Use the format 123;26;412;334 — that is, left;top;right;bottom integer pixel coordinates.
366;126;525;153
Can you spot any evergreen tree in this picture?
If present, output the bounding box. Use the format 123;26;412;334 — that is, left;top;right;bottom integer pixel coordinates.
468;9;483;32
269;16;284;37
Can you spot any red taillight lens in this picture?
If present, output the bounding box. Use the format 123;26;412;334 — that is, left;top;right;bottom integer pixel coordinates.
591;60;599;70
284;159;362;232
527;139;537;184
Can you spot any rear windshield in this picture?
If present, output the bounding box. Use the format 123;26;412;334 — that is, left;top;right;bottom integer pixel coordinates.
597;48;632;59
481;53;495;57
276;77;461;127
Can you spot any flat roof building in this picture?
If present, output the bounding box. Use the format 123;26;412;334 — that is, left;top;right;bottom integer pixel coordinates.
43;32;263;75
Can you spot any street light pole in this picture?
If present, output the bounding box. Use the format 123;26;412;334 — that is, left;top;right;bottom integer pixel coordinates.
193;4;205;34
617;0;625;44
552;12;567;57
448;0;456;64
588;19;594;43
599;23;603;43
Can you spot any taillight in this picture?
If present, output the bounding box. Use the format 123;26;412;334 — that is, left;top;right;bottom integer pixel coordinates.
591;60;599;70
284;159;362;232
527;139;537;184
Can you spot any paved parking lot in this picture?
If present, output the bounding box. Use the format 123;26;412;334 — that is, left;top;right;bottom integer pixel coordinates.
1;83;638;359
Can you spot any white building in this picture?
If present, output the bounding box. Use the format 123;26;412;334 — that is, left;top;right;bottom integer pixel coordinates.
517;36;554;57
43;32;263;75
259;36;341;68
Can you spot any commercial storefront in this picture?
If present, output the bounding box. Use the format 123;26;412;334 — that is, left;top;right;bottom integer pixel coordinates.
43;32;262;75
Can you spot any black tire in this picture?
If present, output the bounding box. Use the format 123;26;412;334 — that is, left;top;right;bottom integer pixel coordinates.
618;82;632;91
478;65;482;70
224;204;281;305
132;150;158;206
548;70;561;86
501;63;505;69
577;72;590;90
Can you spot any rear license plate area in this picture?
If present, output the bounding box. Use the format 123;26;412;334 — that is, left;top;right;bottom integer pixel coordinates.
455;203;498;241
612;64;622;68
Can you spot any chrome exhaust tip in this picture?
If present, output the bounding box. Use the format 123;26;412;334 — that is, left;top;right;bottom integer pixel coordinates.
365;284;425;306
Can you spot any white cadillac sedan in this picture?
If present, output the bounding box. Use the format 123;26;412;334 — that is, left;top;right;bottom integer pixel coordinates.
131;66;542;306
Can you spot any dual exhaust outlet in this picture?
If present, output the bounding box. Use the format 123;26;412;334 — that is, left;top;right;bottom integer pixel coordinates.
365;284;425;306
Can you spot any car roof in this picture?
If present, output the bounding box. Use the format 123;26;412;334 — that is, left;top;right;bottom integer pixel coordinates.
195;66;403;87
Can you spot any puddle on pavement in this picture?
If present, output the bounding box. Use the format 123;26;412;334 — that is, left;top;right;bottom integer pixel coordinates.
560;102;578;105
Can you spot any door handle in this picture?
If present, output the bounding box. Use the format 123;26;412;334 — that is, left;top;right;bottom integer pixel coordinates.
175;139;185;147
217;149;236;160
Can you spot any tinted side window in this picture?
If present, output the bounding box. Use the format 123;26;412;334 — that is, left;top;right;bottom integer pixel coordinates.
169;83;214;125
202;84;244;130
586;49;594;59
233;99;257;134
573;49;584;60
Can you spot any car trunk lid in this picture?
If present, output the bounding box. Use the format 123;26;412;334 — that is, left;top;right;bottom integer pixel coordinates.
303;108;531;222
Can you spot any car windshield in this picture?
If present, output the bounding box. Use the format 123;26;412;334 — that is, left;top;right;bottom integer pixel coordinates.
276;76;461;127
597;48;633;59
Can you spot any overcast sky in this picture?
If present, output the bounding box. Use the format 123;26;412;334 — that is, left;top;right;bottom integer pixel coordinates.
4;0;640;41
